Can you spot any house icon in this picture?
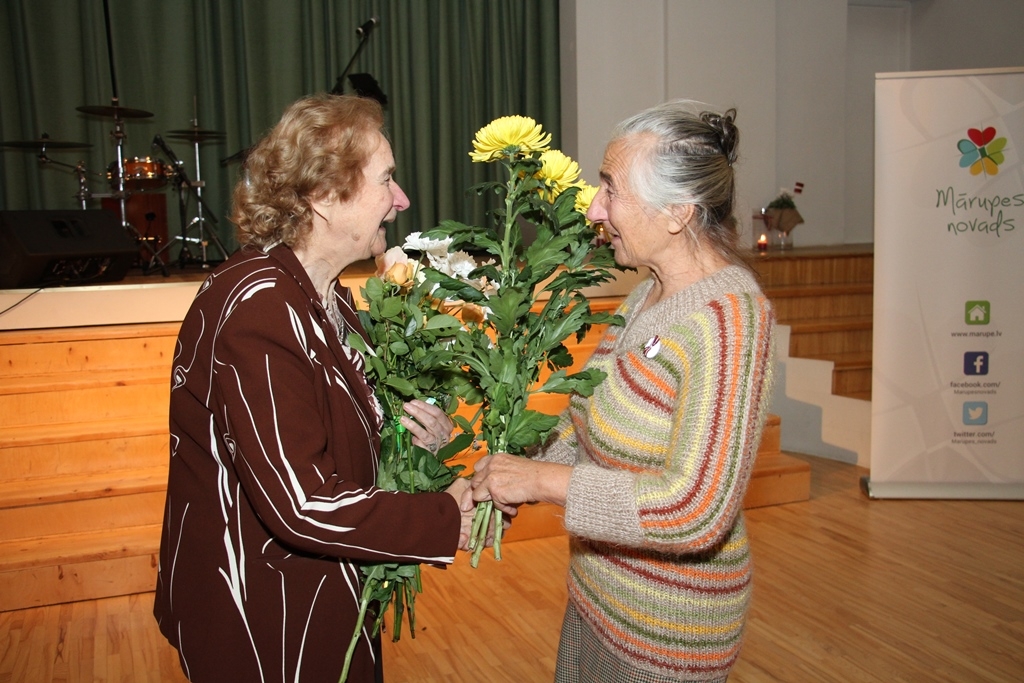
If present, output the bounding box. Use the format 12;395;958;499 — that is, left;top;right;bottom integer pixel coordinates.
965;301;990;325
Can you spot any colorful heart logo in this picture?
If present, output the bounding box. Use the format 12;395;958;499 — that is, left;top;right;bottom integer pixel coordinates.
967;127;996;147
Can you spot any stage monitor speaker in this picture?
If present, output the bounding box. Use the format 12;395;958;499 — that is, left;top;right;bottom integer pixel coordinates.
0;209;137;289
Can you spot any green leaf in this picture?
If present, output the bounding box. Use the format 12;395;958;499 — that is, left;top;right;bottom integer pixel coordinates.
383;376;417;397
534;368;608;397
363;277;384;301
346;332;369;355
537;303;589;352
421;270;487;303
570;368;608;397
424;314;463;330
486;289;529;336
547;345;574;369
437;431;475;460
503;410;560;453
389;341;410;356
379;296;404;319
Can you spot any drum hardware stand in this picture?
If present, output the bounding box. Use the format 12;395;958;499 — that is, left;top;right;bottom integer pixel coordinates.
30;144;102;210
81;108;168;276
152;134;227;269
72;160;92;210
73;0;168;276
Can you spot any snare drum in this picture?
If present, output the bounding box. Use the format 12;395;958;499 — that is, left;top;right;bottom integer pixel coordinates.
108;156;172;191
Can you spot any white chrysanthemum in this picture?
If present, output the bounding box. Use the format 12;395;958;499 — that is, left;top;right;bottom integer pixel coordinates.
433;250;477;279
404;232;453;256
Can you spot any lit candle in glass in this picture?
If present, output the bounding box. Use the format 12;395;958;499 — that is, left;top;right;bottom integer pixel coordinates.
757;234;768;252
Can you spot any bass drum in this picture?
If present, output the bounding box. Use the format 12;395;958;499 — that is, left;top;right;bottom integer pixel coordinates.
108;156;173;191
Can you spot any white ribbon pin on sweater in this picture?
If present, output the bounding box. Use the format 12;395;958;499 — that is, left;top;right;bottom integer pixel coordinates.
643;335;661;359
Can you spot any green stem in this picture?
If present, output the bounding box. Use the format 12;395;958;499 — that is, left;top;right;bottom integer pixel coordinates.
468;500;487;551
470;500;494;568
399;423;414;494
391;582;405;642
407;572;419;638
339;578;377;683
500;161;520;288
493;507;504;561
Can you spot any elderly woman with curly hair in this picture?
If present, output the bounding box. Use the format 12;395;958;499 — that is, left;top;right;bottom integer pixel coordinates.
154;94;473;683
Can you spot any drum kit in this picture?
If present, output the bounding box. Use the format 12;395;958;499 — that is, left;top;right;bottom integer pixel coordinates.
1;1;382;279
1;101;232;274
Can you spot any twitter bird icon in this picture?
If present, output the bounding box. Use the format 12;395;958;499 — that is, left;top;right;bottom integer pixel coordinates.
963;402;988;425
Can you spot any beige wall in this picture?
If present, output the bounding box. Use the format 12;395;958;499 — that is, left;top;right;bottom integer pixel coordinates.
561;0;1024;247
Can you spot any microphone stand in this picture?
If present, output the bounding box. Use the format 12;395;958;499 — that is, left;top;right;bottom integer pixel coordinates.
332;22;374;94
152;136;228;268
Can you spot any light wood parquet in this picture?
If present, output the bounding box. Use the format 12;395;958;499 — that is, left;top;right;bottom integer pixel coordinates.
1;453;1022;682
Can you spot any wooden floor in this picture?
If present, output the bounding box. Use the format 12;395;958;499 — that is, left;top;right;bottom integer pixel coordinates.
1;453;1022;682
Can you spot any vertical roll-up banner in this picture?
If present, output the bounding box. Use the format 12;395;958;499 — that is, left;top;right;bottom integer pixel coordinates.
869;67;1024;498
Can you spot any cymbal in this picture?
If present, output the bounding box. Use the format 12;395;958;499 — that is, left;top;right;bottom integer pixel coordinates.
77;104;154;119
166;128;227;142
1;135;92;150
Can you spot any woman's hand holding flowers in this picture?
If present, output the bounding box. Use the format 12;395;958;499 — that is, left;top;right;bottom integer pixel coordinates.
466;454;571;511
401;399;453;454
444;477;474;551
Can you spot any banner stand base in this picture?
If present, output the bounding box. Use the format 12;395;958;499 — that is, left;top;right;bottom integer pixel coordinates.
863;476;1024;500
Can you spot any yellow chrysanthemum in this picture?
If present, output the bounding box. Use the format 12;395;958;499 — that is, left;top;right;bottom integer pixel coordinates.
469;115;552;162
536;150;581;199
573;182;598;217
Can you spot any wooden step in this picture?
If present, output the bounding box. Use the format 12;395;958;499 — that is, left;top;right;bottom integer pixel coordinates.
0;466;167;510
786;315;873;335
0;491;165;542
829;351;872;399
0;434;168;482
0;326;179;376
0;382;169;428
744;452;812;509
765;282;873;322
0;323;181;347
0;524;161;574
842;390;872;401
759;414;781;455
834;368;871;399
787;315;873;356
807;350;872;369
0;415;167;449
763;282;873;300
0;367;169;396
747;246;873;287
0;525;160;611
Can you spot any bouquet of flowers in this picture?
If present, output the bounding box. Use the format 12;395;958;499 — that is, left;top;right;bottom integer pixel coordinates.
420;115;623;567
339;246;475;681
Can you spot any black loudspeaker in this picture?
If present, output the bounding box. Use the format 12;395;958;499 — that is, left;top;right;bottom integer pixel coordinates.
0;210;137;289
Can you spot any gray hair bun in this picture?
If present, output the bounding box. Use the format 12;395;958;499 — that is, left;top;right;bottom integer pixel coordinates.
699;109;738;166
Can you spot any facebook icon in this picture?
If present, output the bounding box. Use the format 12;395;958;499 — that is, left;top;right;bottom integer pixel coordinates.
964;351;989;376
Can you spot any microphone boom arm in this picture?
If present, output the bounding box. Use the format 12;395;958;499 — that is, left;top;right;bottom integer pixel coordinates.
333;17;378;94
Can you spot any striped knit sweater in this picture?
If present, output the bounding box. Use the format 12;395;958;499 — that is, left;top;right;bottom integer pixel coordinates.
537;265;775;681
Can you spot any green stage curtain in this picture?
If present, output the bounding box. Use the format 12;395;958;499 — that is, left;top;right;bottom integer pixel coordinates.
0;0;560;255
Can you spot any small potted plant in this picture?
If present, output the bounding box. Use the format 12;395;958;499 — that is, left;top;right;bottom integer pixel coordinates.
762;190;804;249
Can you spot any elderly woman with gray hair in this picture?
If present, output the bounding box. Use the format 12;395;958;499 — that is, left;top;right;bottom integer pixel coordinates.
468;101;776;682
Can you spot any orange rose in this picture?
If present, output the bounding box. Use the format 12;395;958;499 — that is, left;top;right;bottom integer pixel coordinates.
459;303;487;324
383;261;415;286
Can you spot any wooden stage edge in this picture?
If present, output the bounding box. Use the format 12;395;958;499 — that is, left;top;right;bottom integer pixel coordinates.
0;243;872;332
